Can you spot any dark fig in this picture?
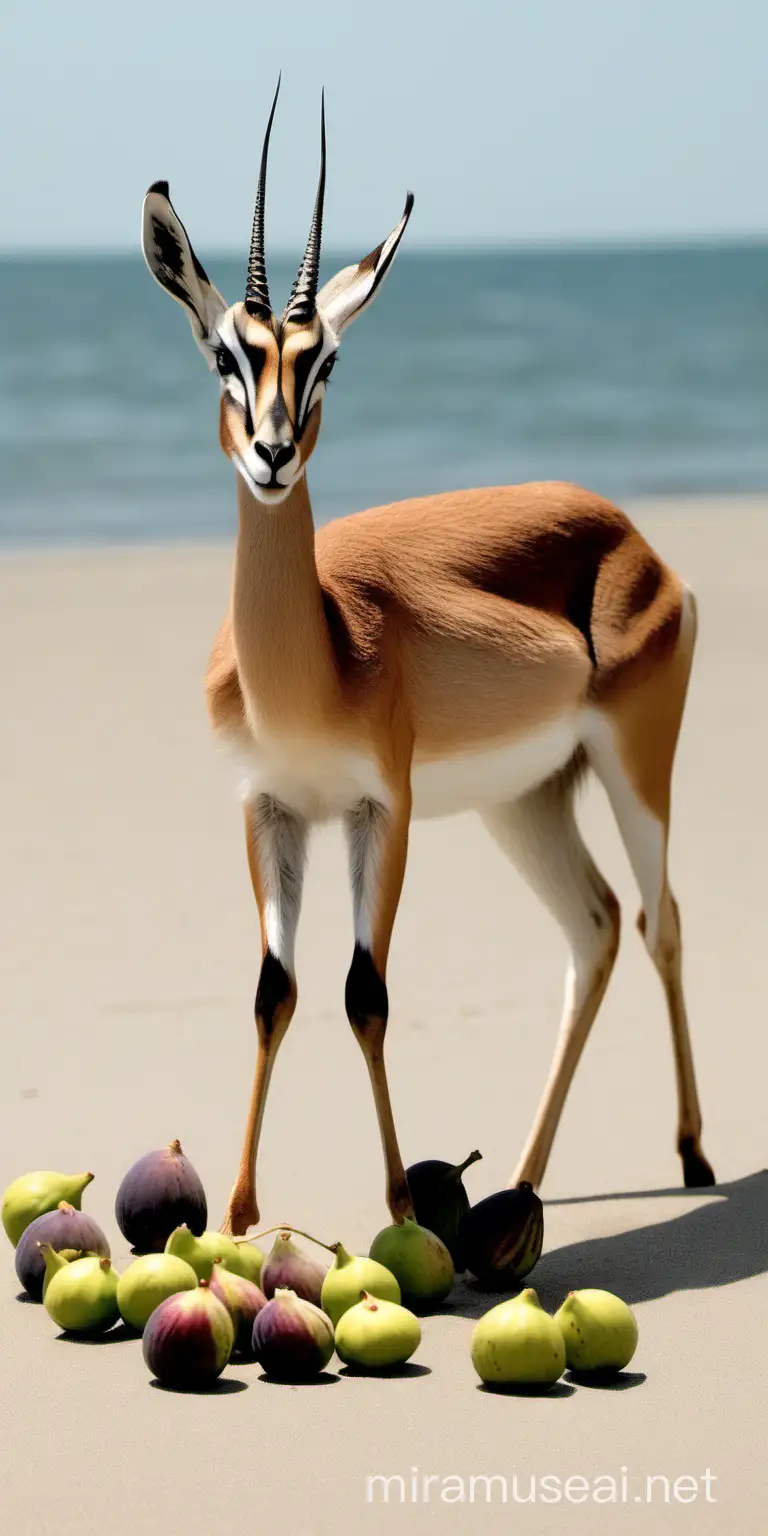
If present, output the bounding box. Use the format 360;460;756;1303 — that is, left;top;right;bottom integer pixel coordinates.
405;1150;482;1268
142;1279;234;1388
15;1203;110;1300
252;1288;335;1380
209;1259;266;1355
115;1140;207;1252
462;1183;544;1286
260;1231;327;1306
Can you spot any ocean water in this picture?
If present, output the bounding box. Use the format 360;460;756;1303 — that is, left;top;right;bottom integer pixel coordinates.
1;245;766;547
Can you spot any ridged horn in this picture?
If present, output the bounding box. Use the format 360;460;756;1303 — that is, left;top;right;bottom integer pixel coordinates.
245;76;281;320
283;92;326;325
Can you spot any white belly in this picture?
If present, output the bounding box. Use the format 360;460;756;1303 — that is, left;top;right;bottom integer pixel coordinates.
223;712;580;822
410;713;581;818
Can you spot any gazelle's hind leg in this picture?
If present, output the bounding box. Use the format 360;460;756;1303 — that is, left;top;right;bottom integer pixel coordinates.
584;580;714;1187
585;705;715;1188
482;761;621;1190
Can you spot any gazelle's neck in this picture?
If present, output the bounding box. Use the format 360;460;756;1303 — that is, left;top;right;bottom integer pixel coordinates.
232;472;338;734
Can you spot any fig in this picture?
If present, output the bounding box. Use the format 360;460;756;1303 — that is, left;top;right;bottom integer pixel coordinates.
321;1242;400;1327
2;1169;94;1247
261;1231;327;1306
405;1150;482;1267
115;1140;207;1252
369;1218;454;1305
462;1183;544;1286
164;1224;251;1280
15;1203;110;1301
40;1243;69;1299
252;1288;335;1380
209;1259;266;1354
117;1253;198;1331
43;1250;120;1335
233;1241;264;1287
143;1279;234;1388
554;1289;638;1374
471;1288;566;1388
335;1291;421;1371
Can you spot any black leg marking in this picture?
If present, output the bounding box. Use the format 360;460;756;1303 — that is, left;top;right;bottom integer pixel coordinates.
345;944;388;1031
255;951;293;1038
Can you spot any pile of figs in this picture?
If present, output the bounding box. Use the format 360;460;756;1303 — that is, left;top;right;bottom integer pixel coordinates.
2;1141;638;1393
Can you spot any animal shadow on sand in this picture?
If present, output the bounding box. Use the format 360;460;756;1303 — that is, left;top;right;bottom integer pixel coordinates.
438;1171;768;1321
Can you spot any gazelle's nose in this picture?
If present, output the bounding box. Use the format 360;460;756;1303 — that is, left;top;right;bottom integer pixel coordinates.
254;439;294;473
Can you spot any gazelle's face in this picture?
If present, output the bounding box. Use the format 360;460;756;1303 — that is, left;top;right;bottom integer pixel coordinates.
141;86;412;510
214;305;336;504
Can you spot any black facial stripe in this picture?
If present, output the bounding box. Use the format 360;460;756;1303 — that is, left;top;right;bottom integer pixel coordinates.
292;338;325;428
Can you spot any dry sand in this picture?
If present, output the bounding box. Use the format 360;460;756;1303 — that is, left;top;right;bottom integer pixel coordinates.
1;497;766;1533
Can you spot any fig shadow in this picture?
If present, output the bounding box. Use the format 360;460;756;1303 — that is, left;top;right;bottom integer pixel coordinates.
256;1369;341;1387
477;1380;576;1399
338;1361;432;1380
565;1369;647;1391
54;1322;137;1345
149;1376;248;1395
15;1292;39;1305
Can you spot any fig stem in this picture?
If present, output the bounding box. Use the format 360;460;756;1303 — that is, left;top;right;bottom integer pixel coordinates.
454;1150;483;1178
232;1224;336;1253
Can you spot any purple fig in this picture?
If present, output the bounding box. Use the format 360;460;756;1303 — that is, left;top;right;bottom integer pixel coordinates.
260;1231;327;1306
115;1139;207;1252
209;1259;266;1355
15;1203;110;1300
142;1279;234;1389
252;1288;335;1381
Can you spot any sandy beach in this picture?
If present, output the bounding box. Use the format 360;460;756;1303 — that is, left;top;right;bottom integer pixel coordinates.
1;496;766;1534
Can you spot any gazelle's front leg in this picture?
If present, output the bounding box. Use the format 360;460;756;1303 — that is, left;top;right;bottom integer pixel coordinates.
344;796;414;1222
221;797;307;1236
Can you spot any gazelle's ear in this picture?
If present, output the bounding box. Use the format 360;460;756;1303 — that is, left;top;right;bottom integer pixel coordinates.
316;192;413;340
141;182;227;368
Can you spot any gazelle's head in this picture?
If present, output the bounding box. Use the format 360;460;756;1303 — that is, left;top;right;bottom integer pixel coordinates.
142;83;413;505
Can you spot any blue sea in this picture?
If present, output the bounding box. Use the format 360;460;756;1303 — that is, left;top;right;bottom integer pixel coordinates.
1;244;766;547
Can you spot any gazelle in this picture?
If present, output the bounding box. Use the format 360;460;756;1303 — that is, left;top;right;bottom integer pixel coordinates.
142;85;715;1237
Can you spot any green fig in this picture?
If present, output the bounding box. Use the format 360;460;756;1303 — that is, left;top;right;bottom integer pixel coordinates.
462;1183;544;1286
43;1252;120;1334
335;1291;422;1371
471;1288;566;1388
39;1242;69;1301
2;1169;94;1247
164;1224;251;1280
554;1289;638;1374
117;1253;198;1332
233;1241;264;1288
369;1217;454;1305
405;1150;482;1267
321;1243;401;1327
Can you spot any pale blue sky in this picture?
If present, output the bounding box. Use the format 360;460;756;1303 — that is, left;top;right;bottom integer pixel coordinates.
2;0;766;253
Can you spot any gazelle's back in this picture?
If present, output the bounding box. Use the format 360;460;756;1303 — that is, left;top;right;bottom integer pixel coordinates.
316;481;685;750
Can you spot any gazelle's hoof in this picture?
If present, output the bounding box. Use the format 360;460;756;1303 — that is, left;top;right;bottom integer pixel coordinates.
679;1137;716;1188
221;1188;260;1238
387;1175;415;1224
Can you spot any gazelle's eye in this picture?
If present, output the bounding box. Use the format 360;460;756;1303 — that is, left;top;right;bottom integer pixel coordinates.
215;343;236;377
317;354;336;384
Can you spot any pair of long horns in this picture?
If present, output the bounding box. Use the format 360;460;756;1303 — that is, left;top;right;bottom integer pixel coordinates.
245;77;325;326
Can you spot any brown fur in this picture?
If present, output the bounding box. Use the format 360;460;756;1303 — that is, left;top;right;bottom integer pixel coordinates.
207;478;686;791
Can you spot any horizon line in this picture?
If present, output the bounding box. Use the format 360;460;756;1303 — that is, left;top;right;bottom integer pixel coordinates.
2;231;767;262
